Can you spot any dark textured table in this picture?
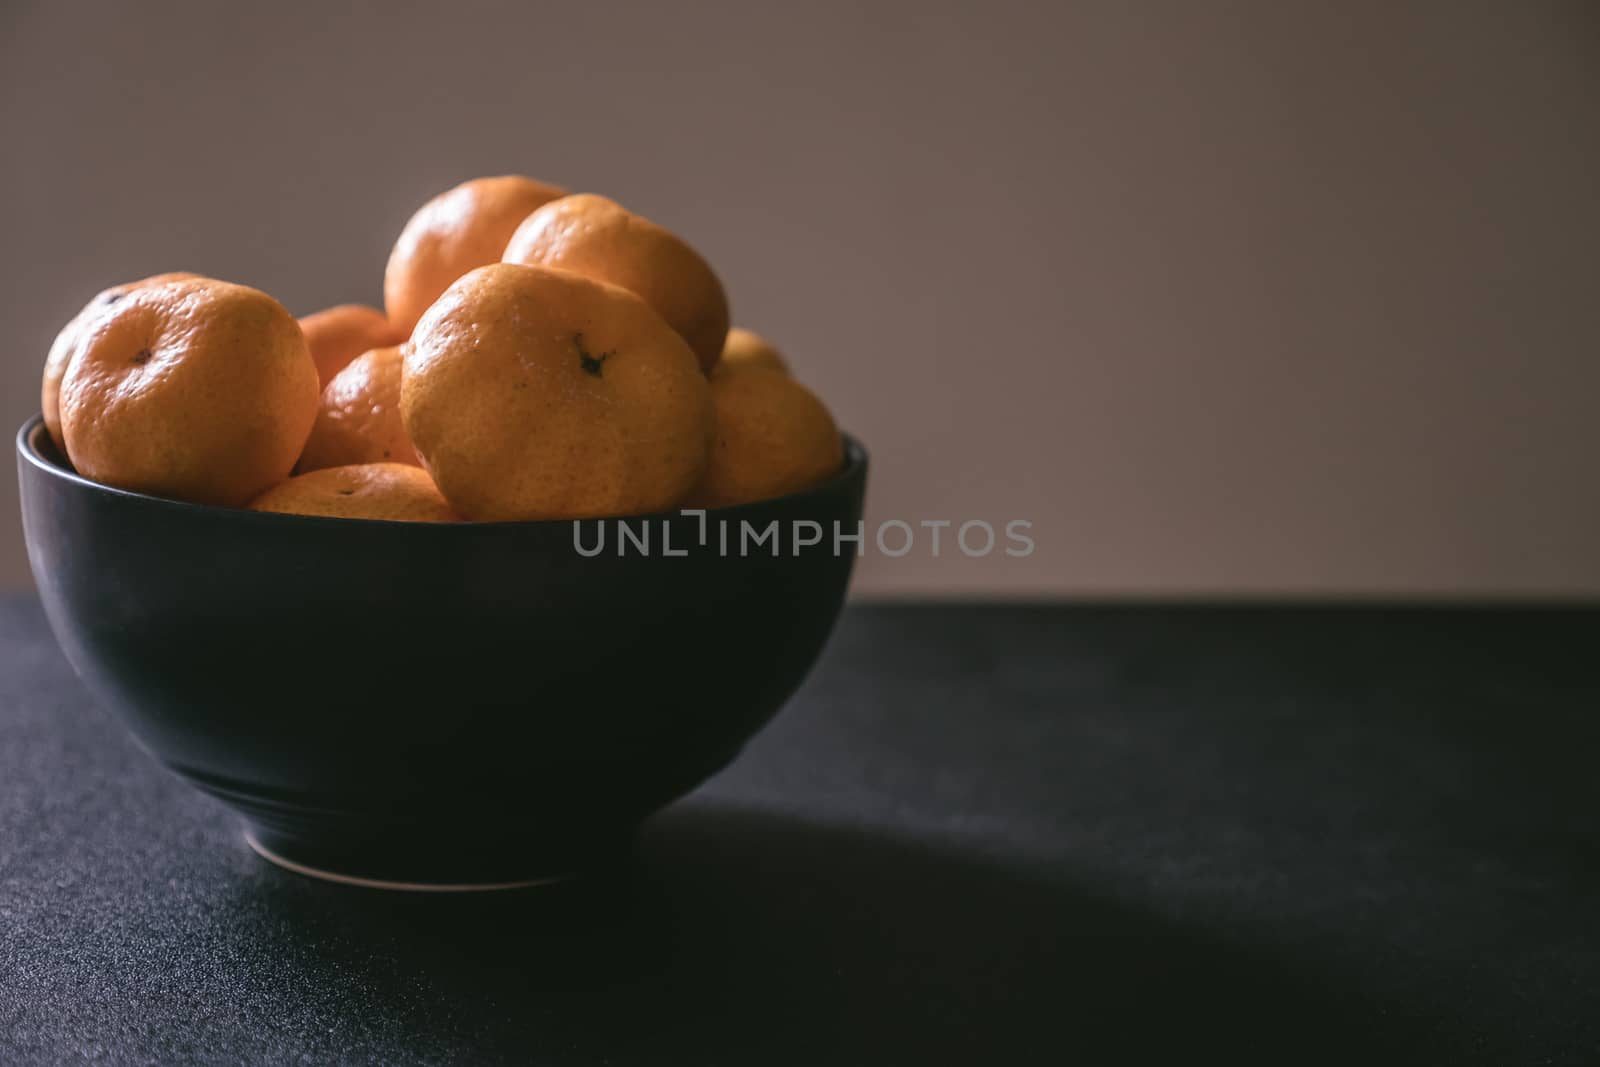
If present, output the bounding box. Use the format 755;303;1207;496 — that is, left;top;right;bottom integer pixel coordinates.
1;594;1596;1064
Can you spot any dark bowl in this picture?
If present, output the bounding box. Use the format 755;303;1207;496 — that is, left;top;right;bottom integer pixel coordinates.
16;414;866;888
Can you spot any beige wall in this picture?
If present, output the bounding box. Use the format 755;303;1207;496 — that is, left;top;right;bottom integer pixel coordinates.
3;1;1596;597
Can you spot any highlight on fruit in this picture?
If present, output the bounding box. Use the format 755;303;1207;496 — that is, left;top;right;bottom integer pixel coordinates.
40;176;845;523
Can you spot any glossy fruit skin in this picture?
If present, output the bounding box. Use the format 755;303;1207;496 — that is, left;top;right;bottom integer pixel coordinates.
250;463;457;522
404;263;712;521
298;345;420;471
719;327;789;375
58;277;319;508
298;304;405;386
384;175;566;335
692;366;843;508
18;415;866;885
503;194;730;374
42;272;199;453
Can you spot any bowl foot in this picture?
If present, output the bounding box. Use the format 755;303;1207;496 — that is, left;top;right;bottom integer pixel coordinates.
244;831;575;892
240;812;633;891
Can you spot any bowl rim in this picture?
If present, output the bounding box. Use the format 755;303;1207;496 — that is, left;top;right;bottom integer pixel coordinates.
16;413;868;530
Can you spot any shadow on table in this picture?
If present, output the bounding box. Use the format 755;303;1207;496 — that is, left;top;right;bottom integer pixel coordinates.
232;803;1441;1064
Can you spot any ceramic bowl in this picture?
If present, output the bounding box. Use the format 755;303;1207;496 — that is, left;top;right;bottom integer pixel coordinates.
17;414;866;888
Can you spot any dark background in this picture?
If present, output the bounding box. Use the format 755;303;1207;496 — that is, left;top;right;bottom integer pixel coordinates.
3;599;1597;1063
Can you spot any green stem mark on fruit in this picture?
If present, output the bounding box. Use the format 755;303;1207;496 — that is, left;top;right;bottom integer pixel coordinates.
573;332;613;378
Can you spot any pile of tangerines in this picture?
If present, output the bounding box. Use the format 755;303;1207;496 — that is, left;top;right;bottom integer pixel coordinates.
41;176;842;523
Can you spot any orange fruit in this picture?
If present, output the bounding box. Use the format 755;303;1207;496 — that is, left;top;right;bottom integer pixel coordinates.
690;366;843;508
42;271;198;454
299;303;404;385
384;175;566;335
717;327;789;376
502;194;729;374
297;345;419;471
249;463;458;522
58;277;319;507
403;262;712;521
